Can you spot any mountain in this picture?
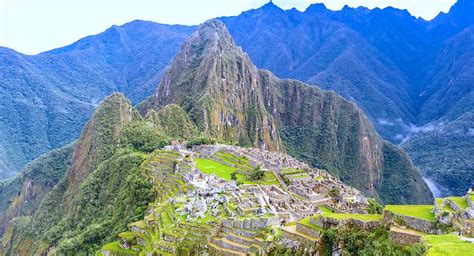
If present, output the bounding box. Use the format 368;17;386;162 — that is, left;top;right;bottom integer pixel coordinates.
403;112;474;196
219;2;420;141
418;25;474;124
402;24;474;196
140;20;432;204
218;1;474;196
0;22;194;179
1;0;472;197
1;94;156;254
429;0;474;40
2;20;433;255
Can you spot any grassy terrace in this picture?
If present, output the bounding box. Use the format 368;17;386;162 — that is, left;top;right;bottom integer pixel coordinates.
281;168;305;175
435;198;455;212
385;205;435;222
195;158;279;185
299;217;323;231
102;241;138;255
446;197;468;209
424;235;474;256
320;212;383;222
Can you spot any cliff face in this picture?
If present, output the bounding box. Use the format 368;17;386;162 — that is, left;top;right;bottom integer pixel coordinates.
143;20;432;203
261;72;383;195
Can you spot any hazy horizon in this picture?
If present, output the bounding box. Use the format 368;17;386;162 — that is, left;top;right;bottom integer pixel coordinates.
1;0;457;55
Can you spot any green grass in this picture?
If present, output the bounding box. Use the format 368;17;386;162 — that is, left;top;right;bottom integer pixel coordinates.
118;231;136;241
446;197;468;209
215;152;250;166
195;158;279;185
435;198;454;212
260;172;280;185
385;205;435;222
424;235;474;256
128;220;147;229
286;173;310;179
196;158;237;180
102;241;138;255
299;217;323;231
321;212;383;222
319;205;333;213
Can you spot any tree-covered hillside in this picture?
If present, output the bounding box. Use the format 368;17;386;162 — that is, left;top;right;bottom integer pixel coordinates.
0;22;194;178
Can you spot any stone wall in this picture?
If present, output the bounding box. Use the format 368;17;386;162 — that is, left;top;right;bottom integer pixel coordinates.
383;210;437;234
282;228;318;244
322;217;381;231
390;229;422;246
222;216;279;230
445;199;462;212
296;223;321;238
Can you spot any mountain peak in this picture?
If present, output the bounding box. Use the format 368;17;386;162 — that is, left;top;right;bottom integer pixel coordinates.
187;19;236;53
305;3;329;13
261;1;282;11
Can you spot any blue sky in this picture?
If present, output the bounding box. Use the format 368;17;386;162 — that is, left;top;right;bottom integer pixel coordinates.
0;0;456;54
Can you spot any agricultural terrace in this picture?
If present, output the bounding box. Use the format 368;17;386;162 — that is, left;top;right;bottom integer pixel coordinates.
424;235;474;256
385;205;435;222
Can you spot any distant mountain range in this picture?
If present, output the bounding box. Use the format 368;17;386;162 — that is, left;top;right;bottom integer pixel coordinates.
0;0;472;195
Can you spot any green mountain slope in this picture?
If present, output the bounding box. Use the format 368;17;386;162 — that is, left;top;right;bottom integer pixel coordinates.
402;25;474;196
1;94;149;254
0;144;74;236
403;113;474;196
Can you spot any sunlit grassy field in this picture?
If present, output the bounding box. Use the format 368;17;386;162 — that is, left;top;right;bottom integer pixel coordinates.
424;235;474;256
385;205;435;222
195;158;279;185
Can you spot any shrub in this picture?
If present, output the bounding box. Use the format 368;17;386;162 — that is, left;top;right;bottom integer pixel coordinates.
186;136;216;148
121;121;170;152
247;165;264;181
328;188;340;198
230;171;238;181
368;198;384;214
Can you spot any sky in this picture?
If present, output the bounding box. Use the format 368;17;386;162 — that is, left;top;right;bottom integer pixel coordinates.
0;0;457;55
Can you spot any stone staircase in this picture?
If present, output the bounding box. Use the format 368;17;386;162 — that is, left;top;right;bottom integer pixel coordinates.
209;226;266;256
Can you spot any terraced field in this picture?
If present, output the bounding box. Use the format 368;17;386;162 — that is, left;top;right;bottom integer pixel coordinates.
445;197;468;209
424;235;474;256
195;151;279;185
385;205;435;222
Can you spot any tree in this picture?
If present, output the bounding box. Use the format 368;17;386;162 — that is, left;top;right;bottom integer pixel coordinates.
328;188;340;198
367;198;383;214
230;171;238;181
247;165;264;181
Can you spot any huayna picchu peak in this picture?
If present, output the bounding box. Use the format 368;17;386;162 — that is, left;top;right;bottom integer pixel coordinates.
1;3;473;255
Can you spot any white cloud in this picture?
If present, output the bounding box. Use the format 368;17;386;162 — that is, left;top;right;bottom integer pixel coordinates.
378;118;394;126
468;128;474;136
